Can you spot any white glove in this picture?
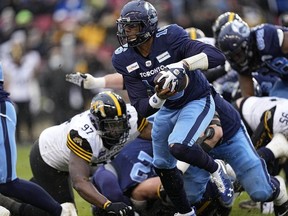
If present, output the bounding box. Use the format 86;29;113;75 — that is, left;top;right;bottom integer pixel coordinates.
0;206;10;216
155;69;178;91
224;60;231;72
65;72;105;89
158;62;187;91
60;202;78;216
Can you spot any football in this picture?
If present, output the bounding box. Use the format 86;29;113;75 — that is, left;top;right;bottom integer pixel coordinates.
154;68;189;92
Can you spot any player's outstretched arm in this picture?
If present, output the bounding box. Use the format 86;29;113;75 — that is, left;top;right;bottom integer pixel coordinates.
65;72;124;90
69;151;134;215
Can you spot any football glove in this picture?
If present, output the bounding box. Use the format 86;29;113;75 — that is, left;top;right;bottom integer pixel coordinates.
104;202;134;216
60;202;78;216
0;206;10;216
157;65;187;92
65;72;105;89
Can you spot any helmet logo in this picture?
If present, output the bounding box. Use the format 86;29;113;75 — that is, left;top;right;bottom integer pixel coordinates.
231;20;249;37
91;100;106;118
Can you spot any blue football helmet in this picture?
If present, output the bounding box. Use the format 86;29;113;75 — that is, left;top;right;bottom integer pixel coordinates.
218;20;251;68
212;12;242;47
116;0;158;47
90;91;130;148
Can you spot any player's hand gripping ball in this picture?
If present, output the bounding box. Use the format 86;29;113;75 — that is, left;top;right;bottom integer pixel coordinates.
154;67;189;92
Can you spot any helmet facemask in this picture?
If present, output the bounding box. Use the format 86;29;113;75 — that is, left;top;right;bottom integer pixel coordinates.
117;18;150;47
225;40;249;67
97;116;129;147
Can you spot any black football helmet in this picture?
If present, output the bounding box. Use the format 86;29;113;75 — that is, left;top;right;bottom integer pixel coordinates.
90;91;129;148
218;20;251;68
185;27;205;40
116;0;158;47
212;12;242;47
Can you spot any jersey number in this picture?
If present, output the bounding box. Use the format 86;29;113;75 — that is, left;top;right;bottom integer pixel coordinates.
130;151;153;183
81;124;94;134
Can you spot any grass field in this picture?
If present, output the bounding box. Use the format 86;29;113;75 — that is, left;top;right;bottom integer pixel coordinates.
16;145;274;216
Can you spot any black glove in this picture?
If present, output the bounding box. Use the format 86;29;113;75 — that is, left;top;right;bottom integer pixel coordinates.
104;202;134;216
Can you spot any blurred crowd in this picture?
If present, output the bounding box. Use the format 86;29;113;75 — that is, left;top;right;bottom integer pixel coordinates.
0;0;287;144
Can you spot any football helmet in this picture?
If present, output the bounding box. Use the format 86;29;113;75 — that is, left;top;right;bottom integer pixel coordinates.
90;91;129;147
212;12;242;47
218;20;251;68
279;12;288;27
185;27;205;40
116;0;158;47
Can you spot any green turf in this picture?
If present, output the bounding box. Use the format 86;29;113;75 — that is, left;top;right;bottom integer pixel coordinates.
16;145;274;216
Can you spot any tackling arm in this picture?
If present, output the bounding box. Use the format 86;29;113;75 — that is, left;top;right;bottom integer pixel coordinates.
69;151;108;208
238;73;255;97
66;72;124;90
280;31;288;54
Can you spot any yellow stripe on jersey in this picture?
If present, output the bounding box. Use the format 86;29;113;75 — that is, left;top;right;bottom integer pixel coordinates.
67;134;92;162
107;92;122;116
264;110;273;139
138;118;148;132
228;13;235;22
196;200;211;215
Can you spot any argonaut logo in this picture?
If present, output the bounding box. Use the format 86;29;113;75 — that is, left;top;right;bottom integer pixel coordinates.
139;65;165;77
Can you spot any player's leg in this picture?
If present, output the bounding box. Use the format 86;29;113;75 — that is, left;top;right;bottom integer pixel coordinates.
29;140;74;204
209;123;288;214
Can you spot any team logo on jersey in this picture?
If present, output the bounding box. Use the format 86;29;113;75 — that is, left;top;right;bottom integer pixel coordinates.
73;137;83;146
126;62;139;73
145;60;152;67
156;51;171;63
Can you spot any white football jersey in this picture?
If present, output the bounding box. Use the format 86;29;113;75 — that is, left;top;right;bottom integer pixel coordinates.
241;96;288;138
39;104;147;172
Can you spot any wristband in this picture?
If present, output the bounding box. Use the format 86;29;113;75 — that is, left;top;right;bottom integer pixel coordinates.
182;53;209;71
103;200;111;209
89;77;106;89
149;94;166;109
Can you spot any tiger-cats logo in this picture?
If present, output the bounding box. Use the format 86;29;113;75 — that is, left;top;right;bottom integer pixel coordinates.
91;100;106;117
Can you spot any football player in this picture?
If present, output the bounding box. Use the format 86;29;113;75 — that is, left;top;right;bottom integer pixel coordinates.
29;91;151;216
217;19;288;99
234;96;288;213
0;62;76;216
91;136;234;216
113;1;236;215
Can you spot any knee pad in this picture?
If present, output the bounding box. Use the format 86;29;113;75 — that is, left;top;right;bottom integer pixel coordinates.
249;176;274;202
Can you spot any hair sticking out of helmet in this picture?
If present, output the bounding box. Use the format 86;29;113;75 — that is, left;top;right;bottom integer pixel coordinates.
212;12;242;47
185;27;205;40
90;91;130;148
116;0;158;47
217;20;251;67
